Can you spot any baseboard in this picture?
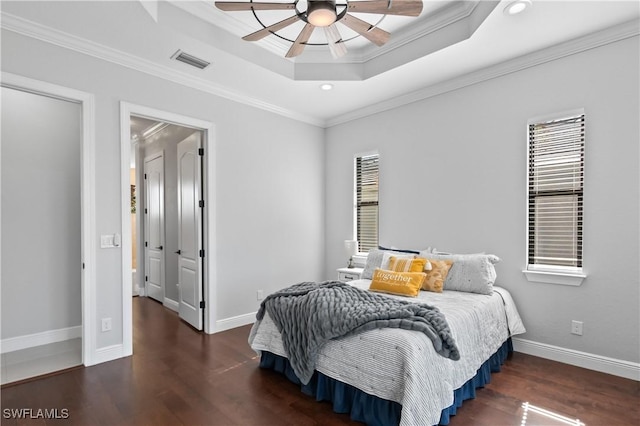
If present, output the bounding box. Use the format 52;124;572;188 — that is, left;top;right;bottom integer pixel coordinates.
1;326;82;354
215;312;256;332
512;337;640;381
91;344;126;365
163;297;179;312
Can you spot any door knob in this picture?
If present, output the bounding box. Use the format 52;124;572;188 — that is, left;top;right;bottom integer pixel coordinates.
175;250;181;255
156;245;163;250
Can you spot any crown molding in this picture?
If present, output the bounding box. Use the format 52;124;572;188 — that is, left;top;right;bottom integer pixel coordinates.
326;18;640;127
2;10;637;130
359;0;479;62
0;12;325;128
170;0;290;57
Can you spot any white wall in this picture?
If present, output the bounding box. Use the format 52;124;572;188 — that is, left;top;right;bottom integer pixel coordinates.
1;30;325;350
1;87;82;339
215;111;327;319
325;36;640;364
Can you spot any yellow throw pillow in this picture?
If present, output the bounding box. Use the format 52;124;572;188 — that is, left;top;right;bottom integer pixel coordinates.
388;256;433;272
388;255;431;273
421;259;453;293
369;268;426;297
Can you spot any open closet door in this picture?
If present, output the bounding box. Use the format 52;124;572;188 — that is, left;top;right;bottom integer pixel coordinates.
144;153;165;303
177;132;203;330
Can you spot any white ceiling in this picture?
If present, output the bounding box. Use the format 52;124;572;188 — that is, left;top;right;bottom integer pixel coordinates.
130;116;162;141
1;1;638;127
130;115;198;143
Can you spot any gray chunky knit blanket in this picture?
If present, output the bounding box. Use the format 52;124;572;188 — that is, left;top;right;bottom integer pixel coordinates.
256;281;460;384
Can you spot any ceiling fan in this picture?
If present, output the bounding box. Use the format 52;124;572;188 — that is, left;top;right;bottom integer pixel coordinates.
214;0;424;58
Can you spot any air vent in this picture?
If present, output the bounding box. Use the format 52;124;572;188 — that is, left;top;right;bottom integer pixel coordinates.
171;50;210;70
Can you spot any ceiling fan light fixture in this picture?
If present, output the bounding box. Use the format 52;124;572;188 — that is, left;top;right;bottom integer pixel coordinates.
214;0;424;59
307;0;337;27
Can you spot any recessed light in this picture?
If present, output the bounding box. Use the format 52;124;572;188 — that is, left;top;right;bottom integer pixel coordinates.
320;83;334;91
504;0;531;16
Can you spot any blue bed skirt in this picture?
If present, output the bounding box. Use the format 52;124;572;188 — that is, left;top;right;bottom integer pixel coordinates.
259;338;512;426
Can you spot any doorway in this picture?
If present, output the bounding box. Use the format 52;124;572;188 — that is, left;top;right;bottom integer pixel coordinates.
131;117;203;321
1;74;96;379
121;103;215;346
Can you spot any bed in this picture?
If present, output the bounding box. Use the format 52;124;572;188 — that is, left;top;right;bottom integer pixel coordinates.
249;250;526;426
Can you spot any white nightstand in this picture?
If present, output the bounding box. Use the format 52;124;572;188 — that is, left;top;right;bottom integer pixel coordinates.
337;267;364;282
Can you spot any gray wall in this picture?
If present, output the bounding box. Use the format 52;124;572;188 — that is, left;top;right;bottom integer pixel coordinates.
1;29;325;349
325;36;640;363
1;87;82;339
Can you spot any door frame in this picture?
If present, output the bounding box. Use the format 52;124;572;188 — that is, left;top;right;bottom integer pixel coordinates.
120;102;216;350
1;72;97;365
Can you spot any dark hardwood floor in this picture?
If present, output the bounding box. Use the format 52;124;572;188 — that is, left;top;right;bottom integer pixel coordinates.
2;297;638;425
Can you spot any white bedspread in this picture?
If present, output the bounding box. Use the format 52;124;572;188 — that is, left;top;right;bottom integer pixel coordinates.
249;281;525;426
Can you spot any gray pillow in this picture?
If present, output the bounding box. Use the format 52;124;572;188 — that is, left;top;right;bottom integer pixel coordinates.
362;248;412;279
423;252;500;295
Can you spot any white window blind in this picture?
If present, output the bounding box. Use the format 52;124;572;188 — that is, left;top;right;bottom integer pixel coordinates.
356;154;379;253
528;113;585;269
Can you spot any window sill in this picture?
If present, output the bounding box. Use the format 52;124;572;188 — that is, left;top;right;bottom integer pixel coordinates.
522;269;586;286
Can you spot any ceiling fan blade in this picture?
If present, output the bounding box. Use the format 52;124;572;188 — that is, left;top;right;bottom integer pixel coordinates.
340;14;390;46
215;1;296;11
286;23;315;58
243;15;301;41
346;0;423;17
324;24;347;59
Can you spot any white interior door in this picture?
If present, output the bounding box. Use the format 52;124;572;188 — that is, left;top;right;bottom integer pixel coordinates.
177;133;203;330
144;153;165;303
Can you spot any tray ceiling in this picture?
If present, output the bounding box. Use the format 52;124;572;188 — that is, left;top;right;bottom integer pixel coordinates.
171;0;496;79
1;1;638;126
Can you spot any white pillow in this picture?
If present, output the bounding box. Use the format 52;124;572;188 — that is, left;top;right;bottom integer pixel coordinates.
362;248;415;279
419;251;500;295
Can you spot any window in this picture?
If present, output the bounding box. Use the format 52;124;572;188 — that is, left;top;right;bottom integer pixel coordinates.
525;111;586;285
355;153;379;253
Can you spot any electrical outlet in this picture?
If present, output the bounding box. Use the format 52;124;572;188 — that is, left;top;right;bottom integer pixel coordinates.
101;317;112;332
257;290;264;301
571;320;583;336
